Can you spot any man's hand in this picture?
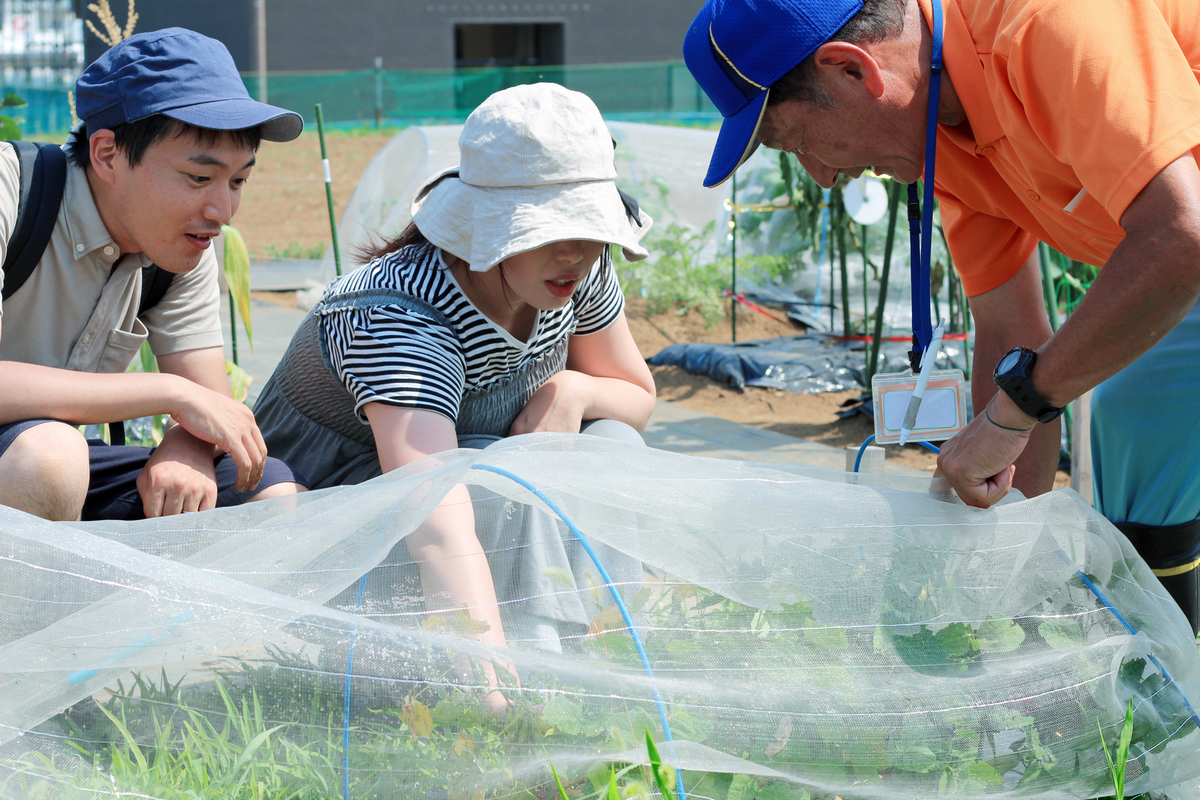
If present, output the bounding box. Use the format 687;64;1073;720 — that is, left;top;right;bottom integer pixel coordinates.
156;348;267;495
935;391;1035;508
509;371;589;435
169;386;266;493
136;425;218;516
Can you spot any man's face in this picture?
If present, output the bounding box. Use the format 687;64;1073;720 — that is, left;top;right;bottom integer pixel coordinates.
107;131;256;273
758;96;926;189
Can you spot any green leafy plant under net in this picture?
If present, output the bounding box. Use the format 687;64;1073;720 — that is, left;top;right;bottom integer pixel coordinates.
2;441;1197;800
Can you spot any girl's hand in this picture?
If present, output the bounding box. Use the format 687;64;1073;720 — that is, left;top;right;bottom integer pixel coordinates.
484;688;512;719
509;371;590;435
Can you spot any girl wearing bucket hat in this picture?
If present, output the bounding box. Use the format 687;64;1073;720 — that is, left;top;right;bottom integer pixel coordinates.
254;84;654;710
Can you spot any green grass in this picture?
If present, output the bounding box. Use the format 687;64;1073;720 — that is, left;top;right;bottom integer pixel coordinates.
5;567;1191;800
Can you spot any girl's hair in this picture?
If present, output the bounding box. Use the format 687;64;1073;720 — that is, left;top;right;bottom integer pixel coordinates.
356;221;429;264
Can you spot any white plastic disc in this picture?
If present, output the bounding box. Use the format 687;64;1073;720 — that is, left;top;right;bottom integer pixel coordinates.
843;176;888;225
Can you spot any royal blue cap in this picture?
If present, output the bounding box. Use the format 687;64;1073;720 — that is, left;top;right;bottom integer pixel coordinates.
683;0;863;187
76;28;303;142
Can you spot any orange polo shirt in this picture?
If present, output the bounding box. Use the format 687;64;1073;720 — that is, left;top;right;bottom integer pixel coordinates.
917;0;1200;296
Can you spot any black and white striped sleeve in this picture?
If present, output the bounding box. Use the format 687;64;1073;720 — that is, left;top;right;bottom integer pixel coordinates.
572;249;626;335
324;304;466;424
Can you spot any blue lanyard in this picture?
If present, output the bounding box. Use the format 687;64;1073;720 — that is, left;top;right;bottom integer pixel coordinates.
908;0;944;372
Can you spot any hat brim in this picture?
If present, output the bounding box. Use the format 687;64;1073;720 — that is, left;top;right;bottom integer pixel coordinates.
411;173;652;272
703;89;768;188
161;97;304;142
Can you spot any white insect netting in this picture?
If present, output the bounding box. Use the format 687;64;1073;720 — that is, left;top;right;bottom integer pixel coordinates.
2;435;1198;799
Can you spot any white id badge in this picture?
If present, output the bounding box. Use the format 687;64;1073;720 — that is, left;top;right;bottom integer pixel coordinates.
871;369;967;444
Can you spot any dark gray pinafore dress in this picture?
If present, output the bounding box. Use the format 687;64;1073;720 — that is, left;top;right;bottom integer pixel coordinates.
254;286;643;651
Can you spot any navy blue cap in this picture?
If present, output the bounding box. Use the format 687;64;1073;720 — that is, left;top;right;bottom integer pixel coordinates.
683;0;863;187
76;28;303;142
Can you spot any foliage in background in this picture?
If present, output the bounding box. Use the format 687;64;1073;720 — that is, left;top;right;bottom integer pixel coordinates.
0;92;27;140
261;242;327;261
223;225;254;355
616;223;727;327
223;225;256;401
85;0;138;46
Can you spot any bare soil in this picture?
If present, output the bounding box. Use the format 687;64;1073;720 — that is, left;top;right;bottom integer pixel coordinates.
237;131;1068;485
236;130;398;259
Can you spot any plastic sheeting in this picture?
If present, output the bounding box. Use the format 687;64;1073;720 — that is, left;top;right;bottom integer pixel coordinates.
648;334;969;394
2;434;1198;799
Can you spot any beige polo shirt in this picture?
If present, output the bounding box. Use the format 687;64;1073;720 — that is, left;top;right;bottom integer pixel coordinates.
0;142;223;374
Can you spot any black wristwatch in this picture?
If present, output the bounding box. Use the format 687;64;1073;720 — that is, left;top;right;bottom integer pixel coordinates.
993;347;1063;423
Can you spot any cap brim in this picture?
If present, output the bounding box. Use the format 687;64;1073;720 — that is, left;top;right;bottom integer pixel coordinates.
704;89;768;188
162;97;304;142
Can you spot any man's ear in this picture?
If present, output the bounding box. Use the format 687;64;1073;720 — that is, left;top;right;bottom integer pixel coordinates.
88;129;122;186
812;41;887;99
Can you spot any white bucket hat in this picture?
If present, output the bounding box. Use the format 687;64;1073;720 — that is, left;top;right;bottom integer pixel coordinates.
411;83;652;272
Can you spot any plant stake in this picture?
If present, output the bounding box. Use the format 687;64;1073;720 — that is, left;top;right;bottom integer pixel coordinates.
315;103;343;276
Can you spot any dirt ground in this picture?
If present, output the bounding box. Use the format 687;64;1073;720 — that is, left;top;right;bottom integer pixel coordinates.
621;295;944;474
238;131;1070;484
236;130;398;259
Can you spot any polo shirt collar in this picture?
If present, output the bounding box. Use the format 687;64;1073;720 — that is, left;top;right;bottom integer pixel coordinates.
916;0;1004;147
61;159;150;267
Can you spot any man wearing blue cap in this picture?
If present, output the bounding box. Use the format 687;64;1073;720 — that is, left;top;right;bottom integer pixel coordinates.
685;0;1200;632
0;28;308;521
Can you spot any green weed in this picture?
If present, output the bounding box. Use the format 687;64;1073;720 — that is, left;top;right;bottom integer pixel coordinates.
261;242;327;260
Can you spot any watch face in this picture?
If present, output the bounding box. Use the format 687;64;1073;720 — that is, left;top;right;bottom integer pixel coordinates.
996;349;1022;375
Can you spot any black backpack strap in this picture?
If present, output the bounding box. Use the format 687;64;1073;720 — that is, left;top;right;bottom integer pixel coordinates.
137;264;175;316
1;141;67;301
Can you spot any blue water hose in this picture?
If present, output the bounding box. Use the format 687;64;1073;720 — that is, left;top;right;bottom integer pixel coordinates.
471;463;687;800
854;434;939;473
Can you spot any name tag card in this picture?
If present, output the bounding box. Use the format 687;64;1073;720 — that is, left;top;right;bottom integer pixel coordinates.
872;369;967;445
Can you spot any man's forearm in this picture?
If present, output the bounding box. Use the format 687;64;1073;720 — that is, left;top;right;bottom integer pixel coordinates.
1033;155;1200;409
0;361;188;425
970;352;1059;497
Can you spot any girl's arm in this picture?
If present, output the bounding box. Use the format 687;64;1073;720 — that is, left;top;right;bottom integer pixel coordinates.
363;402;513;712
510;311;657;435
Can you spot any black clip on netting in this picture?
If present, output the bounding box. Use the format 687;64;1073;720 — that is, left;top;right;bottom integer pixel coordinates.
854;435;1200;732
338;463;688;800
908;0;944;374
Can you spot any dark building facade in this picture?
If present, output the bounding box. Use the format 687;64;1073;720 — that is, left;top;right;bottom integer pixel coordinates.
85;0;701;73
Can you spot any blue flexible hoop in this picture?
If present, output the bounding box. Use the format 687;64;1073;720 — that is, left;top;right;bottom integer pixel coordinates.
471;463;688;800
854;435;1200;734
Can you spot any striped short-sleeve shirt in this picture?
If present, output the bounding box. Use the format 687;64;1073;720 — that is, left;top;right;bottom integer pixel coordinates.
320;241;625;424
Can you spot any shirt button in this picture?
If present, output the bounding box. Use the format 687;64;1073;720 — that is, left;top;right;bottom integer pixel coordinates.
981;146;996;156
75;243;85;252
103;245;114;256
1026;190;1040;201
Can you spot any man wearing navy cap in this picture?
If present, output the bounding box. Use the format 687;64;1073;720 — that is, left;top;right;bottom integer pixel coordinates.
685;0;1200;633
0;28;308;521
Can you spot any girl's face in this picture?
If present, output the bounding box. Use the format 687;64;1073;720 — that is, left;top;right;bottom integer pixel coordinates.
500;239;607;311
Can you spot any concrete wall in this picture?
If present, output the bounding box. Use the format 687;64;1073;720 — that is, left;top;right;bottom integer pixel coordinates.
265;0;701;72
82;0;702;75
